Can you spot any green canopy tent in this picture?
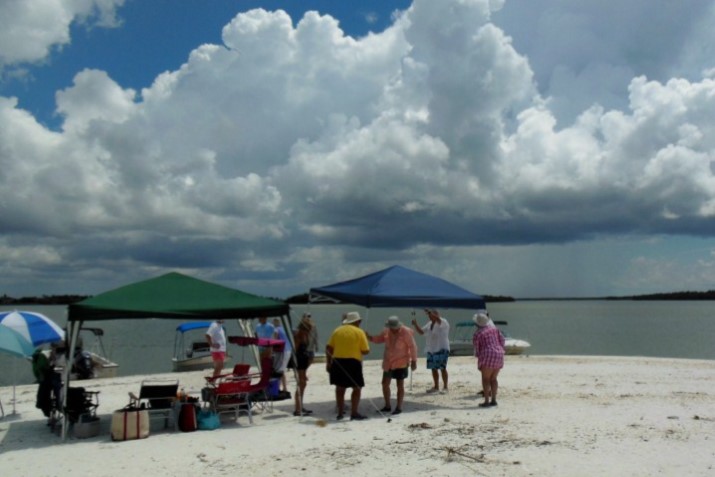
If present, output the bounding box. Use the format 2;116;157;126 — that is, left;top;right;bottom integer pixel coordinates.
68;271;288;320
61;272;292;439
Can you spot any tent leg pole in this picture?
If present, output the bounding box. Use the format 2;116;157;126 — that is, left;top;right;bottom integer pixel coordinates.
281;314;300;411
11;360;17;415
238;320;262;373
61;320;81;441
410;309;415;392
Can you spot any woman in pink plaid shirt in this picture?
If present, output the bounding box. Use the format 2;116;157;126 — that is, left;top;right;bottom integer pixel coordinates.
472;312;505;407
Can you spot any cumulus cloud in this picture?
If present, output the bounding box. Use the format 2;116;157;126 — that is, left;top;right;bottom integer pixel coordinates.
492;0;715;124
1;0;715;296
0;0;124;71
57;69;137;132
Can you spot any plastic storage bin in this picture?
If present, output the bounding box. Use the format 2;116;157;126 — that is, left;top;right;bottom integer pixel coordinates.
74;414;101;438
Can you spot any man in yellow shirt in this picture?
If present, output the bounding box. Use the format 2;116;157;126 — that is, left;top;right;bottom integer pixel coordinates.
326;311;370;420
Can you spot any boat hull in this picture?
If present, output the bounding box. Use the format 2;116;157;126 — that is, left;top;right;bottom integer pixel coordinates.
449;339;530;356
312;353;327;363
90;353;119;378
172;355;228;372
449;341;474;357
53;352;119;380
504;339;531;356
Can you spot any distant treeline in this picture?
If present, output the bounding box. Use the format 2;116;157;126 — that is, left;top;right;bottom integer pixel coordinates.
7;290;712;306
526;290;715;301
0;294;90;305
285;293;515;304
3;292;513;306
606;290;715;301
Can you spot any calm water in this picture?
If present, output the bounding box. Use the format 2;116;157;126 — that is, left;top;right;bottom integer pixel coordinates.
1;301;714;387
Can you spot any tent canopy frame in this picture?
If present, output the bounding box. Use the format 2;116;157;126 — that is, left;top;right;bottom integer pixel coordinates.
61;272;295;440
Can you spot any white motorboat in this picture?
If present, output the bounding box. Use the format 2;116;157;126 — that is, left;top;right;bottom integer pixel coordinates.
86;327;119;378
172;321;231;372
449;320;531;356
312;352;327;363
78;327;119;378
51;327;119;379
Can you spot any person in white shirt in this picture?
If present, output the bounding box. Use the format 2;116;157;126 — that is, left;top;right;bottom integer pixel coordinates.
411;309;450;393
205;319;227;377
273;318;293;392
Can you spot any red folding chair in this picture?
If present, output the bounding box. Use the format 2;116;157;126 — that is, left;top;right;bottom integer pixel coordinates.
205;358;272;424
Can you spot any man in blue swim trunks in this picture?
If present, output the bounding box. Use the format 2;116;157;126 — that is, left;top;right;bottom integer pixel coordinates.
411;309;450;393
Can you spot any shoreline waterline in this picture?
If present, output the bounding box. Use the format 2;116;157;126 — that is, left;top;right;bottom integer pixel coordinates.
2;300;714;388
1;355;714;476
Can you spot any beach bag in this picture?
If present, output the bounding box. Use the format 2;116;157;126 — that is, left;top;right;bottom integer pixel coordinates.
178;403;198;432
201;386;214;403
111;406;150;441
197;409;221;430
75;414;101;439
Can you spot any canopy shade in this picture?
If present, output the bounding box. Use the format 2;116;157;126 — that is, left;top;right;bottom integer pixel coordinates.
0;310;64;347
176;321;214;333
310;265;486;309
228;336;285;351
0;324;35;359
68;272;289;321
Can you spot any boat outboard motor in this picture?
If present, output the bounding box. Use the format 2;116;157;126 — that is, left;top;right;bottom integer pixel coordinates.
73;347;94;380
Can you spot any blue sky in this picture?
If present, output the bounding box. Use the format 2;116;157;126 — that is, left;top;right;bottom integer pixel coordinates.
1;0;715;299
3;1;411;129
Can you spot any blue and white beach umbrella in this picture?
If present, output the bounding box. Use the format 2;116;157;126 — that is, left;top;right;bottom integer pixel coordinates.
0;310;64;348
0;324;34;359
0;325;35;416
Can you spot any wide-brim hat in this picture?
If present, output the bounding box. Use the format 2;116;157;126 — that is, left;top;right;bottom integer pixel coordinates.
473;312;490;327
342;311;362;324
386;316;401;329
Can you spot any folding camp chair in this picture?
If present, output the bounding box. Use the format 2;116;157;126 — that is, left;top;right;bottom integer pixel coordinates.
129;379;179;430
209;374;253;423
227;336;286;414
205;357;273;424
43;386;101;437
231;363;251;377
204;362;252;384
64;386;100;423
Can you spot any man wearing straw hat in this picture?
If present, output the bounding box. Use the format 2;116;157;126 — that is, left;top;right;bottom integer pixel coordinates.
325;311;370;421
367;316;418;415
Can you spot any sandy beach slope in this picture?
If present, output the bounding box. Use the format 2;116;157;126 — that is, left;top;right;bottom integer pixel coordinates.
1;355;714;476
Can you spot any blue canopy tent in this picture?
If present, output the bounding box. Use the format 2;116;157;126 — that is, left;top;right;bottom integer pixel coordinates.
176;321;214;333
309;265;486;310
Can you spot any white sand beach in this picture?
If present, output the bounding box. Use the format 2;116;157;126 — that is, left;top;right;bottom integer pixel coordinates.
1;355;714;477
